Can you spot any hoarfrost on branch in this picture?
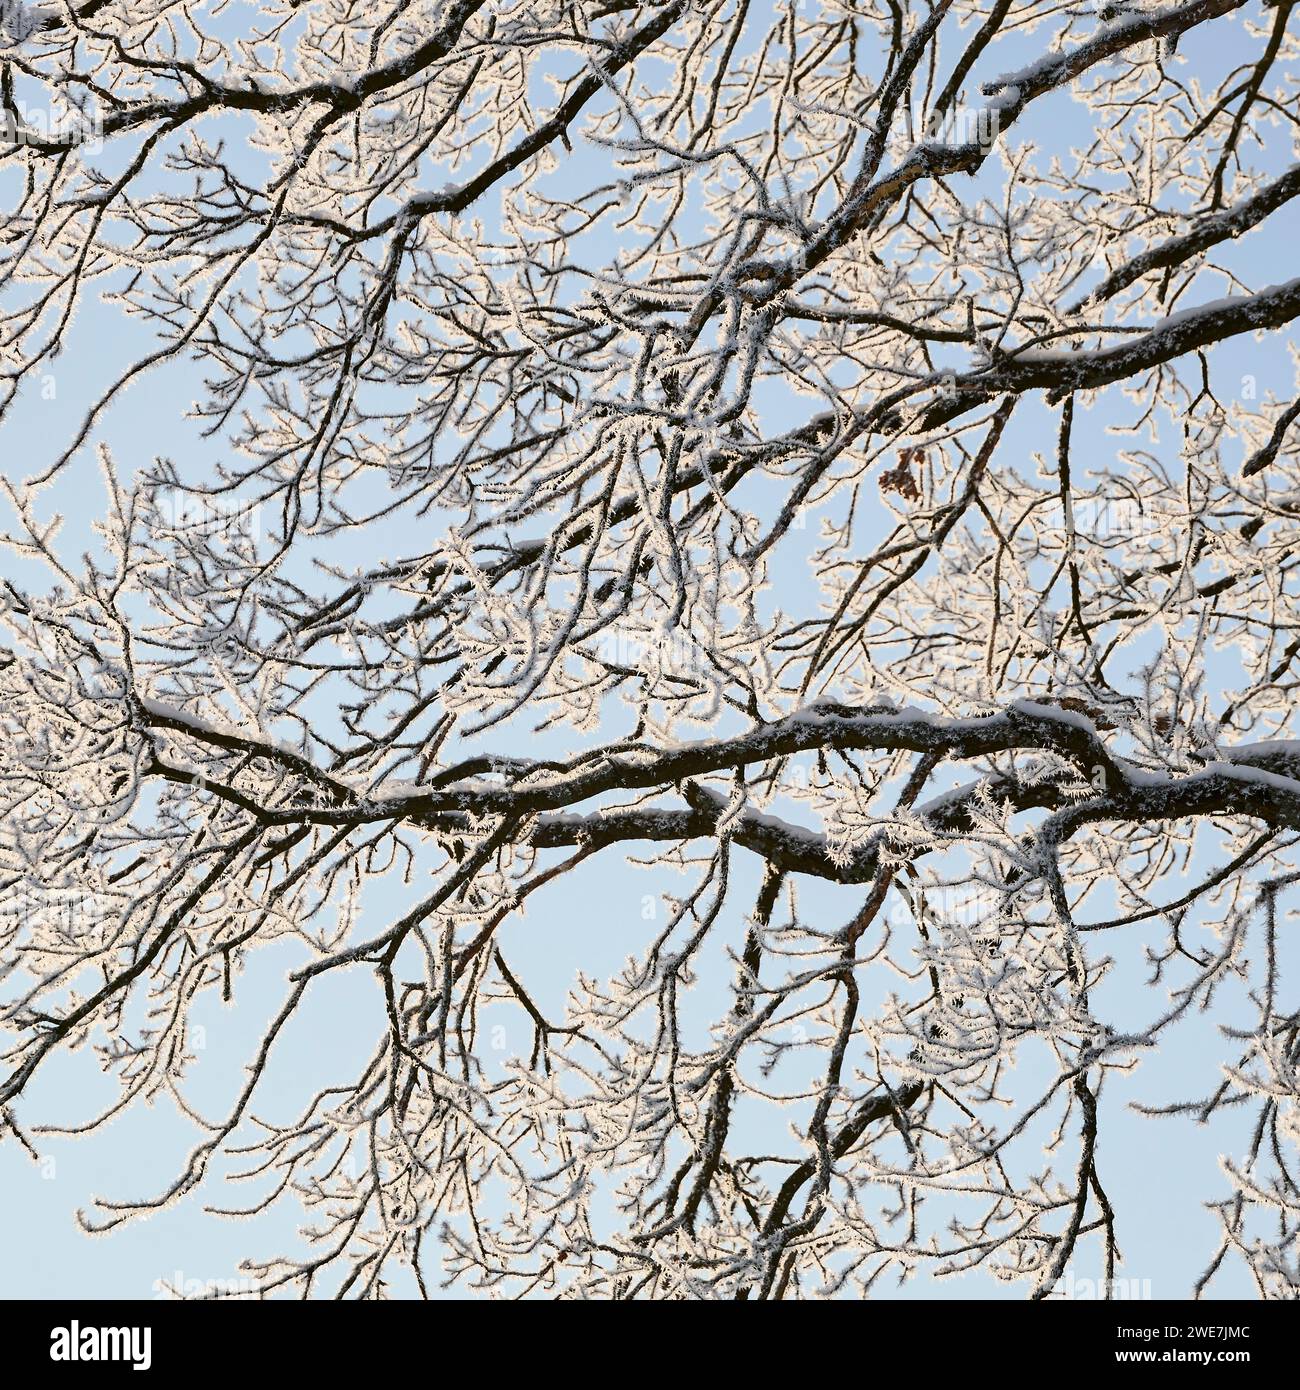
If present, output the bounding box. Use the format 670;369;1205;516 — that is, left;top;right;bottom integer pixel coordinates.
2;0;1300;1299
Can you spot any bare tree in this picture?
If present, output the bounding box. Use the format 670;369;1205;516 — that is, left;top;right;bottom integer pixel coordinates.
1;0;1299;1300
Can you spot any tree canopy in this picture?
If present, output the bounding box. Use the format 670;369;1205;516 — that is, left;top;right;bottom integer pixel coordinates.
2;0;1300;1299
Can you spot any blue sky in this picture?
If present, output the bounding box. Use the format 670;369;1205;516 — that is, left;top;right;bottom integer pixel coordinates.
1;1;1297;1298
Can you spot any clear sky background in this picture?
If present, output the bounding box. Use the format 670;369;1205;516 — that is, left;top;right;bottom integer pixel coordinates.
1;1;1297;1299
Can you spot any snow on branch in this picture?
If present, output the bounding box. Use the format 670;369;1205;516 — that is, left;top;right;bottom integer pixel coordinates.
2;0;1299;1301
